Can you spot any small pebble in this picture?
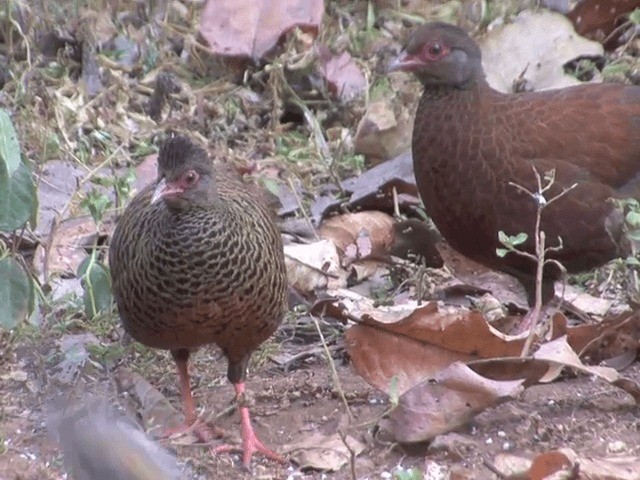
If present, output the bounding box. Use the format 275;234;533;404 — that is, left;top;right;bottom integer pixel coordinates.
608;441;627;453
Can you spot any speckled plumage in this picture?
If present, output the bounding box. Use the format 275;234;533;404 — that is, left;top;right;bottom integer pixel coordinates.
110;136;286;381
109;134;287;466
391;23;640;304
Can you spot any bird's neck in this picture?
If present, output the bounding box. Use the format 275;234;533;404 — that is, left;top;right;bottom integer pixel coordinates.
420;76;491;102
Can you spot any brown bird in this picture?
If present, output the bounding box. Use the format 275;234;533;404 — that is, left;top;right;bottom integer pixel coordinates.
388;22;640;310
109;134;288;467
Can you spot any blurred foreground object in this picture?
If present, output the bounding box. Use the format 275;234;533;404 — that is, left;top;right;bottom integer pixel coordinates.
47;399;183;480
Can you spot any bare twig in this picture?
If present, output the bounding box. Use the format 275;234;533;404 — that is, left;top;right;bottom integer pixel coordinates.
337;429;357;480
284;252;341;279
286;176;320;241
503;166;577;356
311;314;353;421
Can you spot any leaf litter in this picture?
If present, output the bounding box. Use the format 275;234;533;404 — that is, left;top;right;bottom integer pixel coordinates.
2;1;640;479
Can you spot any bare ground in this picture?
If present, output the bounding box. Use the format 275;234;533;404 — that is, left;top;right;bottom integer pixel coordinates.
2;318;639;480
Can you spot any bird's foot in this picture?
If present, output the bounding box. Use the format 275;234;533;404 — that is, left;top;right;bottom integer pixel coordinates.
161;419;225;443
212;431;285;468
211;402;285;468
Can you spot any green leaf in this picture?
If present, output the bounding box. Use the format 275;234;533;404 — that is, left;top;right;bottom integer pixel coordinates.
498;230;509;245
625;256;640;266
630;8;640;25
0;161;37;231
0;109;21;178
626;211;640;227
626;230;640;242
78;256;113;318
80;189;112;225
496;248;509;258
394;468;423;480
0;256;34;329
512;232;528;245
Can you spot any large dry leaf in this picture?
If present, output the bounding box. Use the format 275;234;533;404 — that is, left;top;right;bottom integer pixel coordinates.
345;302;526;394
343;301;640;444
533;335;620;383
380;362;525;443
552;310;640;367
199;0;324;60
480;10;604;93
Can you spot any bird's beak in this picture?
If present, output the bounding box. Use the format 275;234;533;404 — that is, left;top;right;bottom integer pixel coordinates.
151;178;183;204
387;51;422;73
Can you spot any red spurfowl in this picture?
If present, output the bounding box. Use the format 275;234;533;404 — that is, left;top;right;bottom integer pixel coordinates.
109;134;288;467
389;22;640;308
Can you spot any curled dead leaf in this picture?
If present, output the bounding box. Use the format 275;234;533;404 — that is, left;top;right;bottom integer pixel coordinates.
319;211;395;263
381;362;525;443
284;240;347;294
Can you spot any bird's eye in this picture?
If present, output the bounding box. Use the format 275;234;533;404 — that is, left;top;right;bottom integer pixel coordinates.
424;42;446;60
184;171;198;185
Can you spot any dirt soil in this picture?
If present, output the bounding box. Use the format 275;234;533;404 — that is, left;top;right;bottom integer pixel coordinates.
2;323;639;480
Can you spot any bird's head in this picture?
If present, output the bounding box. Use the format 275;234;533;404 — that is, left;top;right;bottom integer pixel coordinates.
387;22;483;89
152;134;218;211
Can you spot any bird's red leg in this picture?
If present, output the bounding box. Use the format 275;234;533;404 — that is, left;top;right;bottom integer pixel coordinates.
212;382;285;467
162;349;223;442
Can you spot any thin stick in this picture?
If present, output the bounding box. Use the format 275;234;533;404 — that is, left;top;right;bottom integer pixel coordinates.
338;429;358;480
311;314;353;421
287;177;320;241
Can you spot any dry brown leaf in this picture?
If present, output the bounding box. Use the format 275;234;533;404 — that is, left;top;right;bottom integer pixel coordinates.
344;303;526;394
285;432;365;471
491;453;533;478
34;217;98;276
354;101;412;161
534;335;620;383
380;362;525;443
115;368;183;437
317;48;366;101
552;310;640;367
555;283;613;316
133;153;158;192
199;0;324;60
529;448;640;480
318;211;395;262
479;11;604;92
284;240;347;294
527;450;576;480
567;0;640;49
35;160;87;237
312;151;420;221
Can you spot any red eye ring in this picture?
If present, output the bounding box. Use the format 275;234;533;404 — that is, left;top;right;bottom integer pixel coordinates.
424;41;448;61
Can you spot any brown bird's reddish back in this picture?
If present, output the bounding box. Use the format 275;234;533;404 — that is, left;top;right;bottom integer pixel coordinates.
109;135;287;383
389;22;640;304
